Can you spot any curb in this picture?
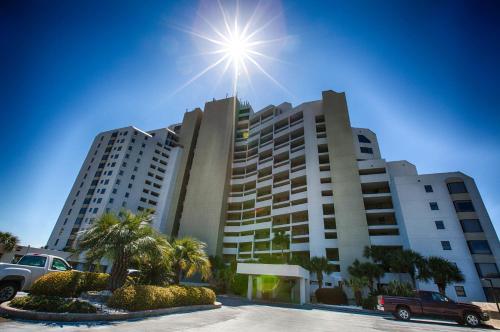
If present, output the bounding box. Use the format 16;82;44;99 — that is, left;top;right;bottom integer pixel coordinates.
0;301;222;322
310;303;392;317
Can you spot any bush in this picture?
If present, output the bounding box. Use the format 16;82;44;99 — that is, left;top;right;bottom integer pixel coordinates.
10;295;97;313
107;285;216;311
361;295;378;310
229;274;248;296
383;280;414;297
315;287;348;305
30;271;109;297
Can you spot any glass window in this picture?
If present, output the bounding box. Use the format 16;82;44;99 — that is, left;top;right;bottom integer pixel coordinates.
51;258;70;271
455;286;466;297
360;147;373;154
447;182;468;194
460;219;483;233
431;292;449;302
326;248;339;261
357;135;371;143
17;255;47;267
441;241;452;250
435;221;445;230
424;185;433;193
475;263;499;278
454;200;475;212
430;202;439;210
468;240;492;254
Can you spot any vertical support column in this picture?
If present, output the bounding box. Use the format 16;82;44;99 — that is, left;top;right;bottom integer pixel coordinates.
322;90;371;279
299;278;306;305
247;275;253;300
256;277;262;299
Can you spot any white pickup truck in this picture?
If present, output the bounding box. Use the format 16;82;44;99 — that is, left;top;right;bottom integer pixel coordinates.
0;253;72;302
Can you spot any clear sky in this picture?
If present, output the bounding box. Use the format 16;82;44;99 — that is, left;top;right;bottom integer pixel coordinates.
1;0;499;247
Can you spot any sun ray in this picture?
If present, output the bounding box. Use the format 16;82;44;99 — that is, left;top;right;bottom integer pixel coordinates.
170;53;230;97
244;53;293;96
196;13;230;43
243;12;282;43
217;0;234;38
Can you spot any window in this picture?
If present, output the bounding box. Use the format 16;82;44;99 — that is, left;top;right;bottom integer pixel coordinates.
325;248;339;261
128;183;132;189
467;240;492;254
447;182;468;194
435;221;445;230
475;263;499;278
429;202;439;210
357;134;371;143
360;147;373;154
93;208;98;213
455;286;466;297
96;198;102;204
112;188;117;194
424;185;433;193
51;258;70;271
460;219;483;233
441;241;452;250
454;200;475;212
17;255;47;267
125;192;129;198
109;198;114;204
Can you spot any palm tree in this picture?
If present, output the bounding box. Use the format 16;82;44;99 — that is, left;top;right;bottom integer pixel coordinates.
427;256;465;296
348;276;369;306
170;237;211;284
348;259;384;292
388;249;426;285
0;231;19;252
78;210;171;290
272;231;290;261
307;256;336;288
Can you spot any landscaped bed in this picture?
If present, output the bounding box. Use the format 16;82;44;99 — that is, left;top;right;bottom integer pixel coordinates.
1;270;219;321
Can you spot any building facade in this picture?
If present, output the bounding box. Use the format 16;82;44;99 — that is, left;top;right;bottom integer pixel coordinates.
47;126;180;252
47;90;500;302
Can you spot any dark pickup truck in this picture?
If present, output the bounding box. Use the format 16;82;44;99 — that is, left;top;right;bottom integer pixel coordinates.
377;290;489;327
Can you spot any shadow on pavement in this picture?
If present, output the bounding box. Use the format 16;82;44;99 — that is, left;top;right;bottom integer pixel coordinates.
381;317;496;330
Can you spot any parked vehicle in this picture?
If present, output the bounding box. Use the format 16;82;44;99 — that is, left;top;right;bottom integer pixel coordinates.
377;290;489;327
0;253;72;302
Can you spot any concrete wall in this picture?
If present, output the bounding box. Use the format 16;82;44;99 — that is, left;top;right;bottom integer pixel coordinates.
179;97;237;255
322;90;371;278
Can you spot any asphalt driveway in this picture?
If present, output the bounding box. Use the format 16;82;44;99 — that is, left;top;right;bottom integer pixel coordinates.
0;296;494;331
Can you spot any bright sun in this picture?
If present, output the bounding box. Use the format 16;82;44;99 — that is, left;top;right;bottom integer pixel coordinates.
172;0;290;96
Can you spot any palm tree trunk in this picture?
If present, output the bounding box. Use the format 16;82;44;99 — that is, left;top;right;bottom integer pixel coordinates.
109;256;128;291
317;272;323;288
437;283;446;296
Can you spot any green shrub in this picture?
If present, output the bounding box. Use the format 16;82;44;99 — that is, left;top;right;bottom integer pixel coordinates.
315;287;348;305
107;285;216;311
361;295;378;310
229;274;248;296
30;271;109;297
384;280;414;297
10;295;97;313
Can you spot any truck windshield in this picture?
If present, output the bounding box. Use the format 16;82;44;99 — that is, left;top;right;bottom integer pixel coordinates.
17;255;47;267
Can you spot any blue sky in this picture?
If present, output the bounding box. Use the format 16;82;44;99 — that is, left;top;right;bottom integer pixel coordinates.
1;0;499;247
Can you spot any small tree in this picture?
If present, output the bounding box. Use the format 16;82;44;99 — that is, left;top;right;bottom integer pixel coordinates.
170;237;211;284
387;249;427;287
348;276;369;306
307;256;336;288
78;211;171;290
272;231;290;261
348;259;384;292
427;256;465;296
0;231;19;252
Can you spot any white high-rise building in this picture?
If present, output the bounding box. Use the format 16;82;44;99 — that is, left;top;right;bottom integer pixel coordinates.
47;90;500;302
47;126;181;252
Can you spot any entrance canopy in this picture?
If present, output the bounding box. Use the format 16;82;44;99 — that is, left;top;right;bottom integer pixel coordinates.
237;263;310;304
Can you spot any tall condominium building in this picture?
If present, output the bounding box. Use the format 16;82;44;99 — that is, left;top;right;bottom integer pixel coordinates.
47;126;180;251
48;90;500;302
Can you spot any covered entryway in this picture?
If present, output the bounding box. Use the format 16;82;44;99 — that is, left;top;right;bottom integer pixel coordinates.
236;263;310;305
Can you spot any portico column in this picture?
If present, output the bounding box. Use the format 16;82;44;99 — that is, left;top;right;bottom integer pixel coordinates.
300;278;306;305
256;276;262;299
247;275;253;300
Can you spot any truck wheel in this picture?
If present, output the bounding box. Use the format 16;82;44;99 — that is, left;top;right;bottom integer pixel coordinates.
396;306;411;321
0;282;18;303
464;312;480;327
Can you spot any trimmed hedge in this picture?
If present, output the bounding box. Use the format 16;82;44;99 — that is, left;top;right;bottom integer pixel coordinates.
10;295;97;313
30;271;109;297
107;285;216;311
315;287;348;305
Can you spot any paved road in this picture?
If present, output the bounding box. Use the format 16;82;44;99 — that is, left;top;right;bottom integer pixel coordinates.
0;297;494;332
